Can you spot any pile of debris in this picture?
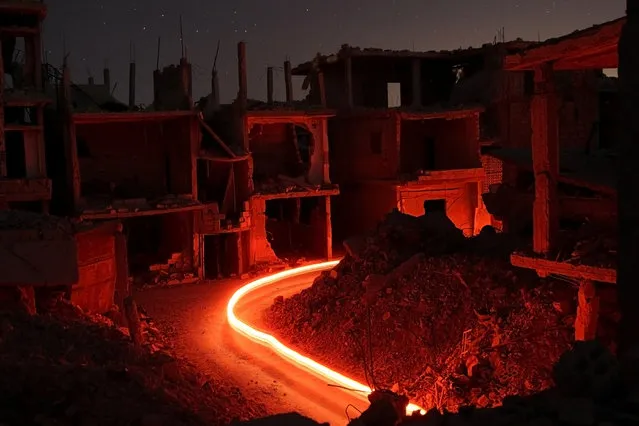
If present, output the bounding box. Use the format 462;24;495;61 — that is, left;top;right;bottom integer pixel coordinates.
265;210;575;411
0;299;267;425
352;341;639;426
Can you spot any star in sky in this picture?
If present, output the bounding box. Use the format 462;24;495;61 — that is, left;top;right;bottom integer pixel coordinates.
44;0;625;104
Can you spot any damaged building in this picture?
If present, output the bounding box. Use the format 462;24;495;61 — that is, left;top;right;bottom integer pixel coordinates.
198;43;339;272
292;47;495;240
0;0;50;211
48;56;205;290
291;28;614;242
489;18;621;343
0;0;126;314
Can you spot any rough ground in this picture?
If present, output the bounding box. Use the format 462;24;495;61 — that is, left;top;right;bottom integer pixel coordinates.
0;298;267;426
356;341;639;426
265;210;575;411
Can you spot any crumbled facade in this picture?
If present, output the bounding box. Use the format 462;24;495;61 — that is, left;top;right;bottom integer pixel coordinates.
0;1;50;211
488;18;623;343
0;2;128;314
53;57;204;288
292;47;495;240
197;43;339;274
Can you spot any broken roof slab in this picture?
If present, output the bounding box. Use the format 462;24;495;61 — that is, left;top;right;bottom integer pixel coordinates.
293;41;538;75
504;17;624;71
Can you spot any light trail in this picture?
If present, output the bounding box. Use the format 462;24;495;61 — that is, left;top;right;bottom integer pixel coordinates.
226;260;425;415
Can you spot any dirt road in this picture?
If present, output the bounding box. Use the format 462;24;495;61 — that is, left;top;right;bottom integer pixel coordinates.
136;271;368;425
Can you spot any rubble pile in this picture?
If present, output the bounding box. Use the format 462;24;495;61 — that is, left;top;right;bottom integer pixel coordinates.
265;210;574;411
384;341;638;426
0;300;266;425
0;210;78;234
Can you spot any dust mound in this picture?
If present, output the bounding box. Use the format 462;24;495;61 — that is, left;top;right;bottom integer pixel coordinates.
266;210;574;410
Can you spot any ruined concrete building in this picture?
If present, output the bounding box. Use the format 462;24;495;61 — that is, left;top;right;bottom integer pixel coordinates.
0;0;126;314
198;43;338;274
291;32;615;242
50;53;205;296
0;0;50;210
292;47;496;240
493;18;622;342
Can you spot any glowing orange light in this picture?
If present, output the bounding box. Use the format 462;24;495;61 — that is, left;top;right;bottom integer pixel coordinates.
227;260;426;415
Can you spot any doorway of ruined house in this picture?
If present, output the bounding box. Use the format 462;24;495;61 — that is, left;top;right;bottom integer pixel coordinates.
424;199;446;214
264;196;325;260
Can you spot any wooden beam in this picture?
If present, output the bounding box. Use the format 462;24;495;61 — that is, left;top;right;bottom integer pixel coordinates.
80;203;205;220
198;114;236;158
531;64;559;256
510;254;616;283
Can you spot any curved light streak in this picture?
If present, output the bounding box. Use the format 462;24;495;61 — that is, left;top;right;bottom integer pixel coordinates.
227;260;425;415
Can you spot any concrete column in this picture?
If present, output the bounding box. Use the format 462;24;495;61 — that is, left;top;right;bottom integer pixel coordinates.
531;63;559;256
211;69;220;110
114;223;129;312
284;60;293;103
324;196;333;259
575;280;599;341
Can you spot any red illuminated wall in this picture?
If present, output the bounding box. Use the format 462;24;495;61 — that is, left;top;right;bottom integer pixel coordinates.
399;182;478;236
249;123;302;182
329;115;399;184
75;116;194;199
73;224;117;313
400;115;481;174
332;182;398;239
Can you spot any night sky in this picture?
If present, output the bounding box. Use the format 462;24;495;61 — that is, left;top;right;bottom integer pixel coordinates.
44;0;625;105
